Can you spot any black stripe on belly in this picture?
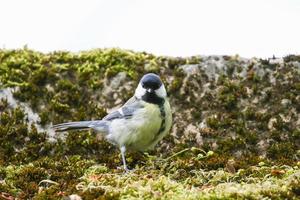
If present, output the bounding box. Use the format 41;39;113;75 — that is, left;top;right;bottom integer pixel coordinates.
151;101;166;143
158;103;166;134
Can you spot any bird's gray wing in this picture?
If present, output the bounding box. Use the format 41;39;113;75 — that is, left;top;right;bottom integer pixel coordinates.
53;97;143;132
123;96;138;106
103;96;143;121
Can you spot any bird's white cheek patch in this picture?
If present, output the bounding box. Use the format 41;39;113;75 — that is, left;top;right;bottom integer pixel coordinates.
155;85;167;98
135;83;146;98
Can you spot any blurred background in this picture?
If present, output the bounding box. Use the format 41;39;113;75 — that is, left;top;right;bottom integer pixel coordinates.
0;0;299;58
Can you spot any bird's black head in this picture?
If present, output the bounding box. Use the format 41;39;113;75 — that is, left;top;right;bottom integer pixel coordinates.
140;73;162;92
135;73;166;105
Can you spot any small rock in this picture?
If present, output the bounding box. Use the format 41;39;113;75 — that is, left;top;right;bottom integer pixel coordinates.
268;118;277;130
225;159;236;173
196;132;203;146
184;124;199;137
179;64;199;75
281;99;291;107
109;72;127;89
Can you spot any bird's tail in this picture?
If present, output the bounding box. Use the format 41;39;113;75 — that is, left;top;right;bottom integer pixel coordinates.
53;120;109;133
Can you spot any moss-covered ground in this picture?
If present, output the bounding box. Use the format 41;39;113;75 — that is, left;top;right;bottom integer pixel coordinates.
0;48;299;199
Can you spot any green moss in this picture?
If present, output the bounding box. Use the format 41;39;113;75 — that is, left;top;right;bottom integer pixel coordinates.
267;142;297;160
0;48;299;198
169;77;183;93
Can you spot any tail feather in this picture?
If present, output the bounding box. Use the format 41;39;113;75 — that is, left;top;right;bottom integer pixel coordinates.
53;120;108;133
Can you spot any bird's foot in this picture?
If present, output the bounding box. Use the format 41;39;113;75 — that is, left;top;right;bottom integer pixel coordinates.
124;166;131;173
116;166;134;173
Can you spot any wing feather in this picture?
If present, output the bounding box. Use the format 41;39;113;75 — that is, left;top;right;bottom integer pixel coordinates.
103;96;143;121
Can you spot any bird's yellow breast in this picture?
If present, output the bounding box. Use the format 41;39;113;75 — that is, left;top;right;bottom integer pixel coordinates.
108;100;171;151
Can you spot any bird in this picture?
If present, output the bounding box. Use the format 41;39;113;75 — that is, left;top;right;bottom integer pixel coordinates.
53;73;172;171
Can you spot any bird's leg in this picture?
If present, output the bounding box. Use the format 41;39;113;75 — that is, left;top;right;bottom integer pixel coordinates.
120;146;129;172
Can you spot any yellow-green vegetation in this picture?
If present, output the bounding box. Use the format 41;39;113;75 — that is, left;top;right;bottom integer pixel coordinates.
0;48;299;199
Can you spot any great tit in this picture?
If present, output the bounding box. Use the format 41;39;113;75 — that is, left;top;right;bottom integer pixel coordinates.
53;73;172;171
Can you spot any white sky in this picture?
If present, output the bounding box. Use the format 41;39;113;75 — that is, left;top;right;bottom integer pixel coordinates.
0;0;299;58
